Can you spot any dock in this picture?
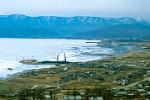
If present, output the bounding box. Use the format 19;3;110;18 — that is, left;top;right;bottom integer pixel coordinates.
19;53;73;65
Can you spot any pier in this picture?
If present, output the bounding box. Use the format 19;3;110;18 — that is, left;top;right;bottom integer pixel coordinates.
19;53;72;65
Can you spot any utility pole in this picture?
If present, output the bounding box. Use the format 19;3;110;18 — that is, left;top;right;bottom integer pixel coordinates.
64;53;66;62
57;53;59;62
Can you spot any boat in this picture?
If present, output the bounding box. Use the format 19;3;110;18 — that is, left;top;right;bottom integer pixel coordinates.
7;68;13;70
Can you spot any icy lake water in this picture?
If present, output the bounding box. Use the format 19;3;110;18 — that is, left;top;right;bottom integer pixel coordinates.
0;38;114;78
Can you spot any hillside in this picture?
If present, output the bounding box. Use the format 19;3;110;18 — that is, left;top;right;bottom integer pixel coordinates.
74;24;150;39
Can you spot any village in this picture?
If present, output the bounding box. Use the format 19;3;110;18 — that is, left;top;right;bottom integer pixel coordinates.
0;40;150;100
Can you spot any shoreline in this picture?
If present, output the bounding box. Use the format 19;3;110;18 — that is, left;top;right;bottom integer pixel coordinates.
1;39;139;79
4;39;139;79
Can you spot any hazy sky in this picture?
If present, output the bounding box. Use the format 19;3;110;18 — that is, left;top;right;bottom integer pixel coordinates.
0;0;149;20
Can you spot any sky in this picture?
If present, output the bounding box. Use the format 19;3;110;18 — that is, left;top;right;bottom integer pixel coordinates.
0;0;150;20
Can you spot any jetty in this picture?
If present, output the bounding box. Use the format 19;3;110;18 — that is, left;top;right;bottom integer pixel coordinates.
19;53;72;65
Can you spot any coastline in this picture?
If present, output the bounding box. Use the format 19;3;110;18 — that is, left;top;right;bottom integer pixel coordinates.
5;39;140;79
0;39;150;99
0;39;147;80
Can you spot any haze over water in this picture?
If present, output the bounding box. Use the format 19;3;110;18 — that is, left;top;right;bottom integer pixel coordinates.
0;38;113;78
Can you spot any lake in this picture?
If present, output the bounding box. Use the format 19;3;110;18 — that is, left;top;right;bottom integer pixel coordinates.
0;38;113;78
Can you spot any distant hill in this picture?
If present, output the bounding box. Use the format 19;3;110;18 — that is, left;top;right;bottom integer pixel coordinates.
74;24;150;39
0;14;150;39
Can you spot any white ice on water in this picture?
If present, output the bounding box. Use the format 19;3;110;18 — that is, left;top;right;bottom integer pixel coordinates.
0;38;114;78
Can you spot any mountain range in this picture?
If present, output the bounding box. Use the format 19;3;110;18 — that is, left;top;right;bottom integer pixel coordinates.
0;14;150;39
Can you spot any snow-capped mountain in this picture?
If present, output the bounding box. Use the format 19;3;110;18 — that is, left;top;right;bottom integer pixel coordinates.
0;14;149;39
